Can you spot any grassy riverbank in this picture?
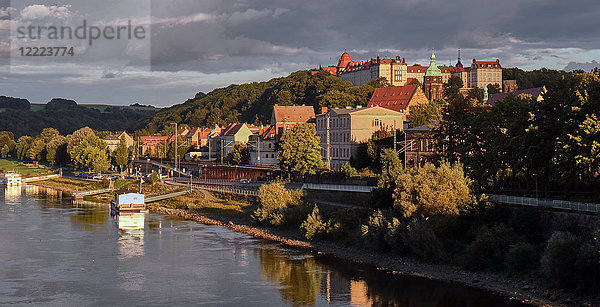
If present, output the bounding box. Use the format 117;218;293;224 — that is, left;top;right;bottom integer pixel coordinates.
0;158;54;178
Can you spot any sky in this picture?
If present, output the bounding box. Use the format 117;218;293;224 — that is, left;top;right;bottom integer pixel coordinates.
1;0;600;107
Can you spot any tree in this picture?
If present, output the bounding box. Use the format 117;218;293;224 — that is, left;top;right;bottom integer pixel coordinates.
71;134;109;172
377;149;403;190
443;76;463;101
227;143;250;165
408;101;444;128
278;123;324;175
27;138;46;161
67;127;95;157
394;161;475;218
1;144;9;157
46;135;67;165
339;162;358;178
15;136;34;160
366;77;391;88
487;83;501;95
115;135;130;173
466;87;484;102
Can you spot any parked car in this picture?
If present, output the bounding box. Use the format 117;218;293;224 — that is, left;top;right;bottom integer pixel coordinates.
240;179;250;184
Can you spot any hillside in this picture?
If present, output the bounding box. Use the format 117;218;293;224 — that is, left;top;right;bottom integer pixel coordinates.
132;70;382;134
0;98;160;137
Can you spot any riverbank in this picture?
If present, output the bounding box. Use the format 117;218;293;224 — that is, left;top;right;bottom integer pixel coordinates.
147;204;592;307
29;179;596;306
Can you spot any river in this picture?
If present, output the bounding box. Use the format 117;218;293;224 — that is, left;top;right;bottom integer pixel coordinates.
0;185;526;306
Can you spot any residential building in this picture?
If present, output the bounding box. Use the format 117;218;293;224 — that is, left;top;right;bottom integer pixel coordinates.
468;59;502;89
315;106;405;170
249;104;316;166
169;127;190;143
140;136;168;157
503;80;518;93
218;123;253;158
103;131;134;152
367;84;429;116
404;122;438;168
487;86;546;105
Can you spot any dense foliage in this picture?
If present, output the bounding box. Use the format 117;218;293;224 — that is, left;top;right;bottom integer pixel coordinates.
0;97;158;137
278;123;324;175
133;71;384;134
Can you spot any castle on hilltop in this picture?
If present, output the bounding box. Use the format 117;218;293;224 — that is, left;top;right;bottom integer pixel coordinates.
318;49;503;94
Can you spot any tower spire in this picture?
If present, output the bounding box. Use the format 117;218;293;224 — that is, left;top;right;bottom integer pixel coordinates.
456;48;463;68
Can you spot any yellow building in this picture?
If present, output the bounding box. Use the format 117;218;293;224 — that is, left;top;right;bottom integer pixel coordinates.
315;106;405;170
336;52;408;86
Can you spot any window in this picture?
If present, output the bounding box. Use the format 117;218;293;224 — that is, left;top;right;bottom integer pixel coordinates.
373;119;382;127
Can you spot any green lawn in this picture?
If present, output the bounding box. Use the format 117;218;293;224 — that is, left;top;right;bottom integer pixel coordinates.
0;159;55;178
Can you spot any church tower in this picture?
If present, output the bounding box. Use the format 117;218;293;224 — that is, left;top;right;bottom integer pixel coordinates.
423;50;443;101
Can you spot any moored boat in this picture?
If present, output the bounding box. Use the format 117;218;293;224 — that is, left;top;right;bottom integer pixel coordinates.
111;193;147;214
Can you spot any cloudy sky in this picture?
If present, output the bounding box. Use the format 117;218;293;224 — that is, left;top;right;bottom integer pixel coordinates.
1;0;600;106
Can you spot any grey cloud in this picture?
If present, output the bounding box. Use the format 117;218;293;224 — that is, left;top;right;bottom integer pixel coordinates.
564;60;600;72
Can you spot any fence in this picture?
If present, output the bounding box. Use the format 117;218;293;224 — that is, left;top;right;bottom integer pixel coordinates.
23;174;60;182
485;193;600;214
301;183;374;193
192;184;259;196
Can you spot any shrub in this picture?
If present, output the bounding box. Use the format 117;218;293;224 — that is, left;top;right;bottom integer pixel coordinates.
506;241;539;274
361;210;391;252
402;220;443;261
301;205;328;240
253;182;302;226
394;161;476;218
540;231;580;288
339;162;358;178
149;172;159;184
466;223;517;271
101;178;110;188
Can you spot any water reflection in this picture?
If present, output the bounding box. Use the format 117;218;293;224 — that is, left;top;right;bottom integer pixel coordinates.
258;248;323;305
4;186;22;204
116;213;145;260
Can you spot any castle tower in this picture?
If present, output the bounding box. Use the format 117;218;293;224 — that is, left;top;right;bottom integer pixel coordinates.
423;50;443;101
456;48;463;68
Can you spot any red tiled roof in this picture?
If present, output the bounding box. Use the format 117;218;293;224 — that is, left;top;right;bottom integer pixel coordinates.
320;66;337;75
439;66;457;73
272;104;316;123
337;51;354;69
221;123;248;136
473;60;502;68
487;87;545;105
368;85;420;112
407;66;427;73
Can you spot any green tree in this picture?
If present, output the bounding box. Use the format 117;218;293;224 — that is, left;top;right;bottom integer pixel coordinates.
339;162;358;178
253;182;302;226
408;101;444;128
394;161;475;218
67;127;95;158
46;135;67;165
278;123;324;175
27;139;46;161
15;136;34;160
377;149;403;190
466;87;484;102
71;134;109;172
227;143;250;165
443;76;463;101
1;144;9;157
115;135;130;173
487;83;501;95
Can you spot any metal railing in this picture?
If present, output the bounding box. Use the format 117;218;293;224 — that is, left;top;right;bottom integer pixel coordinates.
192;184;259;196
145;190;190;203
485;193;600;214
301;183;373;193
23;174;60;182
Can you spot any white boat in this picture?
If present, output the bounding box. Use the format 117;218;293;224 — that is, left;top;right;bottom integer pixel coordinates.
111;193;147;214
2;172;22;186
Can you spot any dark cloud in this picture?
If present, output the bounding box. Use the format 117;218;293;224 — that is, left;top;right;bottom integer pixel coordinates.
1;0;600;106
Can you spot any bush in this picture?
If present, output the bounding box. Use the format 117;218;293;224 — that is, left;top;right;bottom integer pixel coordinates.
253;182;302;226
339;162;358;178
301;205;328;240
540;231;580;288
394;161;476;218
506;241;539;274
101;178;110;188
361;210;391;252
149;172;159;184
466;223;517;271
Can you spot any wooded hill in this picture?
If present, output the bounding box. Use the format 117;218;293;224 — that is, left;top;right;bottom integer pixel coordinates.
132;70;385;135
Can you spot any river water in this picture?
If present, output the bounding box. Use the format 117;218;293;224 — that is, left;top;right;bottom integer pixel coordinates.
0;185;525;306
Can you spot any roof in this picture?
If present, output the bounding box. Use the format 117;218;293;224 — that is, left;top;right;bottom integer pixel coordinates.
407;66;427;73
141;136;168;143
367;85;420;112
406;121;438;132
425;51;442;77
320;66;337;75
272;104;316;123
103;135;119;141
487;87;546;105
220;123;249;136
472;59;502;69
185;127;201;138
337;51;354;69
